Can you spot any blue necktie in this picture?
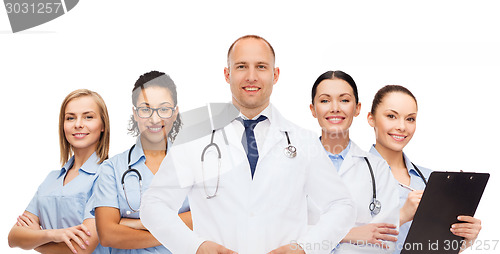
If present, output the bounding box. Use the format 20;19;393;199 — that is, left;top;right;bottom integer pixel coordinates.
241;115;267;179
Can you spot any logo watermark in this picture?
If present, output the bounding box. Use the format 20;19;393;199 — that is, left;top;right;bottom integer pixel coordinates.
3;0;79;33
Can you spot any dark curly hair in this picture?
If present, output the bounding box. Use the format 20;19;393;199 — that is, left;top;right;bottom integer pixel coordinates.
128;71;182;141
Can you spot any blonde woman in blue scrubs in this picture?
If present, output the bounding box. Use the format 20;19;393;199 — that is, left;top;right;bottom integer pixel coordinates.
92;71;190;254
367;85;482;253
8;89;111;254
309;70;400;253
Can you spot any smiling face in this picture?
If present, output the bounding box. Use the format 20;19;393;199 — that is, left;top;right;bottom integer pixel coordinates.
224;37;280;118
64;96;104;155
310;79;361;136
368;91;417;153
133;86;178;150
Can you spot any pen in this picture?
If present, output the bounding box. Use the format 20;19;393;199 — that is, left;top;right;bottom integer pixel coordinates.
399;183;416;192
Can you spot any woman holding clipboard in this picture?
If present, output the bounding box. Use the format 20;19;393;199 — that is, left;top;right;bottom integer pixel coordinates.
367;85;481;253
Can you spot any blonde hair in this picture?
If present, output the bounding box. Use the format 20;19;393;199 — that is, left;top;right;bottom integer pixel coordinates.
59;89;110;166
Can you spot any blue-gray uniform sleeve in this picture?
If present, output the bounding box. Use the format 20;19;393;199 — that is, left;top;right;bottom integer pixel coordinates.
83;172;100;220
91;160;120;215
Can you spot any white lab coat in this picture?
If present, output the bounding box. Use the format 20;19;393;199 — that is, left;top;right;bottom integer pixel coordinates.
141;104;356;254
310;142;400;253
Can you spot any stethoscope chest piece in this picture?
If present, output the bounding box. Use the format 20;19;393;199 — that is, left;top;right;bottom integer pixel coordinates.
283;131;297;158
369;198;381;215
284;145;297;158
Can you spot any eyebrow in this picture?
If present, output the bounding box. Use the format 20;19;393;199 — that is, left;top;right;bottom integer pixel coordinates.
233;61;270;66
386;109;417;116
386;109;399;115
65;111;96;115
138;102;173;107
318;93;352;97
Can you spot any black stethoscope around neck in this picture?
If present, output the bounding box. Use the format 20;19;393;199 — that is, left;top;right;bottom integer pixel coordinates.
121;142;170;214
364;158;427;216
121;144;142;215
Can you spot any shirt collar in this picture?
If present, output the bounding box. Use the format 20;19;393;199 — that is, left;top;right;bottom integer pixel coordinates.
321;137;351;159
130;136;172;167
57;152;100;178
130;137;146;166
237;104;272;123
370;144;417;175
403;152;419;176
369;144;381;157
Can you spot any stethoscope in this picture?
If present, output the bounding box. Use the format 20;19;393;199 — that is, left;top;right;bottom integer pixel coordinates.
411;162;428;185
364;158;427;216
201;129;297;199
363;157;381;216
121;144;142;215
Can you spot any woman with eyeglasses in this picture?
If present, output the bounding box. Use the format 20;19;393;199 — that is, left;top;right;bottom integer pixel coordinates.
8;89;111;254
91;71;191;253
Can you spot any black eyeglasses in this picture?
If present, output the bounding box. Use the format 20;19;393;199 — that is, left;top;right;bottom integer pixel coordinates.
135;106;176;119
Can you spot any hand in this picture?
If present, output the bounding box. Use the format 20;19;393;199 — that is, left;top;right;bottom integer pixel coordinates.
451;216;481;252
196;241;238;254
47;224;91;254
268;243;305;254
400;190;423;225
16;213;41;230
119;218;147;230
342;223;398;249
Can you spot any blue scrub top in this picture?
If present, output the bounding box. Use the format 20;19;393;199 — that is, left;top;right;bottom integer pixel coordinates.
26;152;110;254
92;137;189;254
369;145;432;254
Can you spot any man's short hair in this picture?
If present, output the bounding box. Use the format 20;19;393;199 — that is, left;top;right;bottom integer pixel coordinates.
227;35;275;66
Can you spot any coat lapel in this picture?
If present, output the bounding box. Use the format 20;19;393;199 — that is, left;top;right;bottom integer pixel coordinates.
260;106;288;159
338;142;366;176
224;121;246;155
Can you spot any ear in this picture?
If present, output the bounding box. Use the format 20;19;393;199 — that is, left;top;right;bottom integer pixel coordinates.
272;67;280;85
354;102;362;117
172;106;179;120
367;112;375;127
224;67;230;84
132;106;139;122
309;103;317;118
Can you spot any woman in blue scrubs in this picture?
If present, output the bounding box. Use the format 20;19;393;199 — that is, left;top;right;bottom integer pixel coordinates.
367;85;482;253
8;89;111;254
92;71;190;253
309;70;400;253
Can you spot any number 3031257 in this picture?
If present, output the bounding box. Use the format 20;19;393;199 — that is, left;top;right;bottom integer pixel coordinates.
5;2;63;14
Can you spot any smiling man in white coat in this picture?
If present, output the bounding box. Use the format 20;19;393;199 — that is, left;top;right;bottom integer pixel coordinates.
140;35;356;254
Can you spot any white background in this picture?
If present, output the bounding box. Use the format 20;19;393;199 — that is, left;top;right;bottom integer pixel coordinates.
1;1;499;253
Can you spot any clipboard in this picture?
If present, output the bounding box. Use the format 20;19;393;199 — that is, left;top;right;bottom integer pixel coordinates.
401;171;489;253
